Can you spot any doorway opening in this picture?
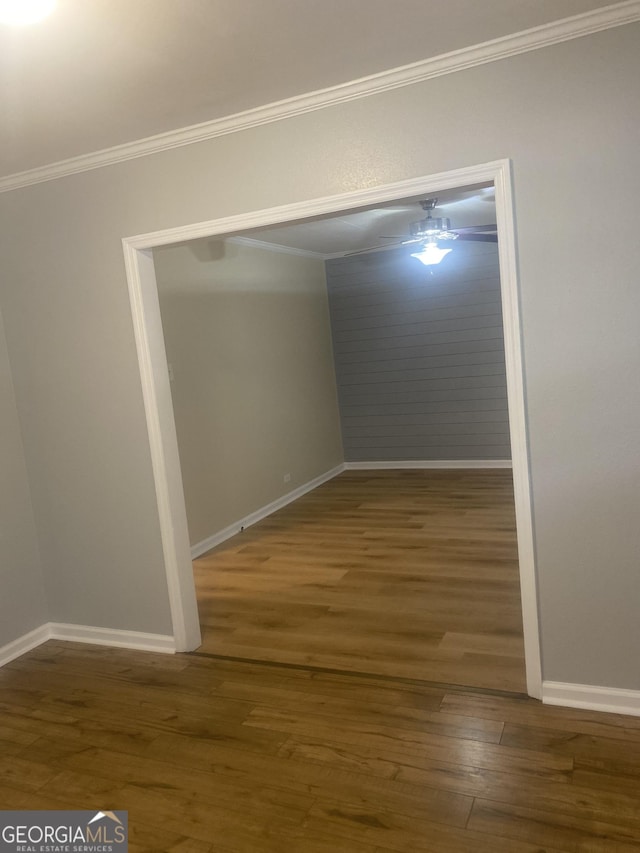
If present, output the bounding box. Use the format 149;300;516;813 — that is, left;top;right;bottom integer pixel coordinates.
122;159;541;698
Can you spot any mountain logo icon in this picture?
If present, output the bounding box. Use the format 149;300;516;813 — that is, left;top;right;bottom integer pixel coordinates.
87;811;124;826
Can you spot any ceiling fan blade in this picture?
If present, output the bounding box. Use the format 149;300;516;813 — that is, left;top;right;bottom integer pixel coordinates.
379;236;430;245
455;232;498;242
343;241;405;257
452;224;497;234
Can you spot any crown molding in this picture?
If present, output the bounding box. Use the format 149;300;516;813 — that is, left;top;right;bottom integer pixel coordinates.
1;1;638;195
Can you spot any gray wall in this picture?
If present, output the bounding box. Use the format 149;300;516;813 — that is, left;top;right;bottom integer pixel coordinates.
0;306;47;647
0;195;174;636
154;239;343;546
0;24;638;690
326;240;510;462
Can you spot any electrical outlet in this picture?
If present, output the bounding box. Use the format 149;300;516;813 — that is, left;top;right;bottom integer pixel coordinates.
283;473;291;483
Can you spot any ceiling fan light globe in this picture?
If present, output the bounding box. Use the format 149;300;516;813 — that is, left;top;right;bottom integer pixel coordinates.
411;245;452;266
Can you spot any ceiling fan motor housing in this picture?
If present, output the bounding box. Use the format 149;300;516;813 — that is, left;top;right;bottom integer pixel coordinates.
411;217;454;238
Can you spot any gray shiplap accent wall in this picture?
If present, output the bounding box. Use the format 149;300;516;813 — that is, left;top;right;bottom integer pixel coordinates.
325;241;511;462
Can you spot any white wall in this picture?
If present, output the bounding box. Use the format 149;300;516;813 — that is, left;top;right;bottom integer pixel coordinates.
0;306;47;646
0;24;638;687
154;239;343;545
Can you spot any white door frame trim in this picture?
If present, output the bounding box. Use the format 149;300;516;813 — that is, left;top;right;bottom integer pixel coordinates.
122;158;542;698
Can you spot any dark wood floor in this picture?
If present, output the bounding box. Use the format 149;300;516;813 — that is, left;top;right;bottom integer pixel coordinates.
194;469;526;693
3;641;640;851
3;470;638;850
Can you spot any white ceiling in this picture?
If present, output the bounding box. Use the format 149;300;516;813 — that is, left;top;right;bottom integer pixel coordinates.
234;184;497;257
0;0;616;178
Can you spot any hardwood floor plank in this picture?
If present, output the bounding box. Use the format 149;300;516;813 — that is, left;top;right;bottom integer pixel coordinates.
244;706;574;779
501;721;640;763
218;679;504;744
58;745;315;818
2;470;637;850
219;668;446;711
216;681;461;735
393;757;640;831
42;767;123;800
166;839;214;853
17;733;99;766
110;817;185;853
0;699;162;757
194;470;527;692
0;755;57;793
118;783;308;847
0;782;43;809
571;765;640;798
442;691;640;740
274;833;378;853
304;801;565;853
2;644;640;850
468;798;640;850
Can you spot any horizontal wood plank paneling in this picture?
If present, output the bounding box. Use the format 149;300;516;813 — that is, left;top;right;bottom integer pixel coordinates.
325;242;511;462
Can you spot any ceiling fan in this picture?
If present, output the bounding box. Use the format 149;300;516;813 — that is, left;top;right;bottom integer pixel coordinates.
346;198;497;265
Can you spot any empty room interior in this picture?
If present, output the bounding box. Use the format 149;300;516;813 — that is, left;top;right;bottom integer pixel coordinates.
153;183;528;694
1;2;640;850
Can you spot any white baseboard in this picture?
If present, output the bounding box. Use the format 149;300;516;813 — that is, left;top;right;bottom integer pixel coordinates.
0;624;51;667
0;622;175;667
191;464;345;559
543;681;640;717
344;460;513;470
48;623;176;654
191;460;513;558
